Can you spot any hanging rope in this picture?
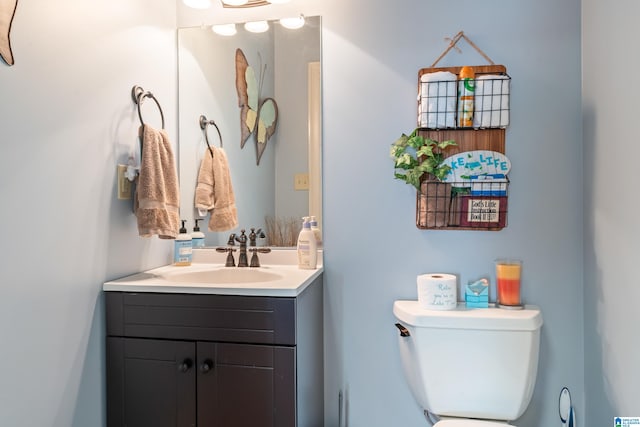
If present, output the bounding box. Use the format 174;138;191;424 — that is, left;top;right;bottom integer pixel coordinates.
430;31;496;68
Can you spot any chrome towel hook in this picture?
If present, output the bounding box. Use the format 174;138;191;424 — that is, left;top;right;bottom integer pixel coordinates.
199;114;223;157
131;85;165;129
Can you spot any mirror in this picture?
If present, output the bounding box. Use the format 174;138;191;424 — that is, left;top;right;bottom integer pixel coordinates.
177;16;322;247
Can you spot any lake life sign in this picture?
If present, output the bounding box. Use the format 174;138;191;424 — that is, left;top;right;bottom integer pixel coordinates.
442;150;511;184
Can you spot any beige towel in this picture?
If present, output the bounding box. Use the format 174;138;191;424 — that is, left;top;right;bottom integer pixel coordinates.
135;125;180;239
195;146;238;231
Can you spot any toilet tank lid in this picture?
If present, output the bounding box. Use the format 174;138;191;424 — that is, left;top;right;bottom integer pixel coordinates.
393;301;543;331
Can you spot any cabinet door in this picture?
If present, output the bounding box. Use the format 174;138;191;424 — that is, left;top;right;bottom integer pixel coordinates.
197;342;296;427
107;337;196;427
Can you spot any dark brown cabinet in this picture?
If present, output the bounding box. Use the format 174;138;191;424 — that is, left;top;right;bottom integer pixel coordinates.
105;275;323;427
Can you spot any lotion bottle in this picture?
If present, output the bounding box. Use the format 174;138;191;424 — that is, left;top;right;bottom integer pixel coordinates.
309;215;321;246
174;220;193;266
192;219;205;248
297;217;317;269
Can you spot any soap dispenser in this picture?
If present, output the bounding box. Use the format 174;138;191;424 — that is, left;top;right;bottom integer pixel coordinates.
174;220;193;266
296;217;317;269
192;219;205;248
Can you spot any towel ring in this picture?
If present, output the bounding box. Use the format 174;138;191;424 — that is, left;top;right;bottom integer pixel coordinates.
132;85;165;129
200;114;223;157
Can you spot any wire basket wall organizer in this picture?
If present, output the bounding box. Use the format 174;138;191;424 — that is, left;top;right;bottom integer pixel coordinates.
418;66;510;130
416;178;509;230
413;32;512;230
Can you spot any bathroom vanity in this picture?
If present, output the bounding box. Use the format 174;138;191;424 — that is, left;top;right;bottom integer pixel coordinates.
104;253;323;427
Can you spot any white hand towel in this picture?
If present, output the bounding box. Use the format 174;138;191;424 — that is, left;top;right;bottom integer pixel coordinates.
418;71;457;128
473;74;510;128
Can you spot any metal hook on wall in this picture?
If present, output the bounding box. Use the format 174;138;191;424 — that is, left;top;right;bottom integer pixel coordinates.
199;114;223;157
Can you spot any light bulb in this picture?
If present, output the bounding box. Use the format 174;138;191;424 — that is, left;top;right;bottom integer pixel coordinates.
212;24;237;36
244;20;269;33
182;0;211;9
280;15;305;30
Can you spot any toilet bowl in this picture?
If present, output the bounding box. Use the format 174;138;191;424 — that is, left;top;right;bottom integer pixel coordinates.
393;301;543;426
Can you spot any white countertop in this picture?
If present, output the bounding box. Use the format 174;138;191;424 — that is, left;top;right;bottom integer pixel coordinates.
103;248;323;297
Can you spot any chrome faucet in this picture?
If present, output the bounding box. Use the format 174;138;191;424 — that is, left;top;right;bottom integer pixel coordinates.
218;228;270;267
235;229;249;267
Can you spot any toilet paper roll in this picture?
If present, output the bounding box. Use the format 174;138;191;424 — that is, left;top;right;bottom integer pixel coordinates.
417;273;457;310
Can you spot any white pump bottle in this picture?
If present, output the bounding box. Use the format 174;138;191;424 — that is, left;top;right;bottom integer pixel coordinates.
297;217;317;269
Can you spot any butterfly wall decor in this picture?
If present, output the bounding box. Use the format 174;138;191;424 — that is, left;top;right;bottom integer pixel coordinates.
0;0;18;66
235;48;279;165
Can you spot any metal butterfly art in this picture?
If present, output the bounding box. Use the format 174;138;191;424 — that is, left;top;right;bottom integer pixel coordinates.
0;0;18;66
235;48;278;165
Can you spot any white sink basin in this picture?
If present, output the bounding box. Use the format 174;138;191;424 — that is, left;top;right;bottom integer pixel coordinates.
162;268;283;284
103;249;323;297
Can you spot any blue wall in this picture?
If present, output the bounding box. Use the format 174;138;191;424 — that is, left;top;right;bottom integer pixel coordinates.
0;1;177;425
320;1;583;425
0;0;600;426
583;0;640;423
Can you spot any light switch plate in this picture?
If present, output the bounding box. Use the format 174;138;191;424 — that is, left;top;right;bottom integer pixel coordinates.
294;173;309;190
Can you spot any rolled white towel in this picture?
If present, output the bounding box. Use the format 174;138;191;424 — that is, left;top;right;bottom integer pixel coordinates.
418;71;457;128
473;74;510;128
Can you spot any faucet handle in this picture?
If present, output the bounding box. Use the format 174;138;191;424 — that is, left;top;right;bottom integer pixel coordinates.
227;233;236;246
249;227;265;246
249;247;271;267
216;247;236;267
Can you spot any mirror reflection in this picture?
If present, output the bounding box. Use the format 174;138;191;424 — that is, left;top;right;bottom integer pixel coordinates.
177;16;322;246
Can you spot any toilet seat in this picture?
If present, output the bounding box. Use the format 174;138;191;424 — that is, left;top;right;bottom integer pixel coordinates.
434;419;511;427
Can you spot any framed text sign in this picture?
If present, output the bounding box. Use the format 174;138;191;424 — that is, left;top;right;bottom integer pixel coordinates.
459;195;507;228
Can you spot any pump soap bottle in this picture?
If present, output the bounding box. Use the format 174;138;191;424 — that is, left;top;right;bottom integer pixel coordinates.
192;219;205;248
309;215;321;246
174;220;193;266
297;217;317;269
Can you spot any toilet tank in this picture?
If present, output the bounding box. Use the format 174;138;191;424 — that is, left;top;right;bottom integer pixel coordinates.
393;302;543;421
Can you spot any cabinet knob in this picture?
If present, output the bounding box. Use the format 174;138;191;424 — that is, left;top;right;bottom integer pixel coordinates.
178;358;193;373
200;359;213;373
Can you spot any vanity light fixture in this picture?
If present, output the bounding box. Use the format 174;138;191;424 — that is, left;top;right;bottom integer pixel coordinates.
221;0;291;8
221;0;250;6
212;23;237;36
244;20;270;33
183;0;212;9
279;15;305;29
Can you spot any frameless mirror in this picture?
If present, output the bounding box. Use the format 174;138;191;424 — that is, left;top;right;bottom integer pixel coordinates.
177;16;322;246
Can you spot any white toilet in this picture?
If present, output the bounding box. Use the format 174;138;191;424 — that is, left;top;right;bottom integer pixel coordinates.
393;301;543;426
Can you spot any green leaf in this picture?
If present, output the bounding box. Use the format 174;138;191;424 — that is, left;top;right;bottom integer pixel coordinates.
390;128;457;189
437;139;457;150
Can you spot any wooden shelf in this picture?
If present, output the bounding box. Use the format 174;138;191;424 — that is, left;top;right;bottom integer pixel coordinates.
417;128;505;157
